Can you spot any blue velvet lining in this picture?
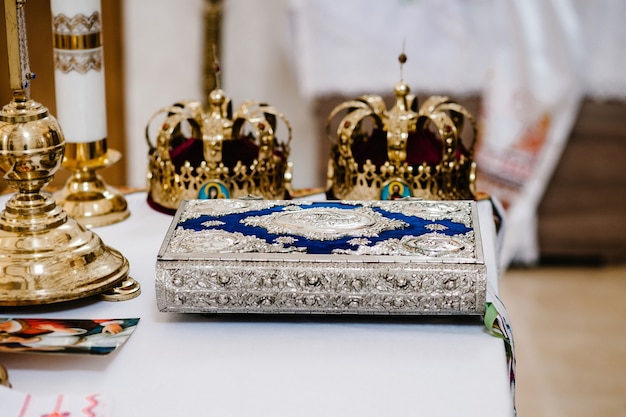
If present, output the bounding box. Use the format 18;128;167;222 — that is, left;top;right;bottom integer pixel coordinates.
178;202;471;254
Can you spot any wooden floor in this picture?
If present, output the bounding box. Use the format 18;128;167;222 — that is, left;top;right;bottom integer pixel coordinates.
499;264;626;417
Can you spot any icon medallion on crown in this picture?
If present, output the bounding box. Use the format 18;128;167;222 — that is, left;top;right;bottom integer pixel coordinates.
325;53;477;201
145;55;293;214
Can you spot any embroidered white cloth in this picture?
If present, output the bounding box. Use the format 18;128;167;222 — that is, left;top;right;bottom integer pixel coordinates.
289;0;626;265
289;0;626;100
475;0;583;266
288;0;494;99
0;386;110;417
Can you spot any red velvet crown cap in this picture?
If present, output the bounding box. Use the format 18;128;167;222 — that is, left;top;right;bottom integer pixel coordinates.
351;128;468;168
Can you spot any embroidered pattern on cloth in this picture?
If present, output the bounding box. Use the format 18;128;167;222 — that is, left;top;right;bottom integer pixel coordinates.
484;295;516;409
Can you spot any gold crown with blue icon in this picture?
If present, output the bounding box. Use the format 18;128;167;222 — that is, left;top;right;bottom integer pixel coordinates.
145;74;293;214
325;53;477;201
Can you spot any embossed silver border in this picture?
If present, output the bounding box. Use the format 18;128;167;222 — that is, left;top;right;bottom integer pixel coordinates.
156;260;487;315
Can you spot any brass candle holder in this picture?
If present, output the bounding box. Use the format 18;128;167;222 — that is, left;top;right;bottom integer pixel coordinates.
50;0;128;228
53;140;130;229
0;0;139;306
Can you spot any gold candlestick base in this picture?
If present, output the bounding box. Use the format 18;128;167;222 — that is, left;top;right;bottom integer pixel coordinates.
0;96;140;306
54;141;130;229
0;191;134;305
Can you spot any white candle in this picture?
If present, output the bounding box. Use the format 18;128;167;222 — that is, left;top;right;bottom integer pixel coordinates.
51;0;107;144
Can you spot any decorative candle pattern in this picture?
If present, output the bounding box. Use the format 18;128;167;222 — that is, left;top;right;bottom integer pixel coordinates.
51;0;107;144
53;12;102;73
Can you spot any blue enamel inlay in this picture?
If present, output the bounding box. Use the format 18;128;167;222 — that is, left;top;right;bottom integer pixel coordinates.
177;202;471;254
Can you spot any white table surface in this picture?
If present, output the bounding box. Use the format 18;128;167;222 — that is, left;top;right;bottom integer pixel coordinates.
0;192;514;417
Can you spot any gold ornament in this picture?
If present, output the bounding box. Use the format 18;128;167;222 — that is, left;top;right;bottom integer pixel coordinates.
325;53;477;201
145;66;293;214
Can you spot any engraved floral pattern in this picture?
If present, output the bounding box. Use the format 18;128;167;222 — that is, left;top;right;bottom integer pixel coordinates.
425;223;449;232
241;206;407;241
156;260;486;315
166;227;305;254
333;232;475;259
347;238;371;246
180;199;281;221
376;200;473;226
274;236;297;245
201;220;225;227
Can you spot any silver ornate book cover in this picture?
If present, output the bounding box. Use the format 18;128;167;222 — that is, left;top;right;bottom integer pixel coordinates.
156;199;486;315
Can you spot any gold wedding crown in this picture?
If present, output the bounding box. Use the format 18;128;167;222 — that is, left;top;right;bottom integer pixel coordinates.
325;54;477;201
146;72;292;214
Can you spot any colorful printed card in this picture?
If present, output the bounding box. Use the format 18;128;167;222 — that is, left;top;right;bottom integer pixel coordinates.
0;318;139;355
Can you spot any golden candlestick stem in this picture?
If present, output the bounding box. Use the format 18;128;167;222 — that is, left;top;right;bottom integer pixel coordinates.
54;140;130;229
0;0;139;306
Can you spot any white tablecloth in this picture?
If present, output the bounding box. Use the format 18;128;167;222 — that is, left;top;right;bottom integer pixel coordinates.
0;192;513;417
